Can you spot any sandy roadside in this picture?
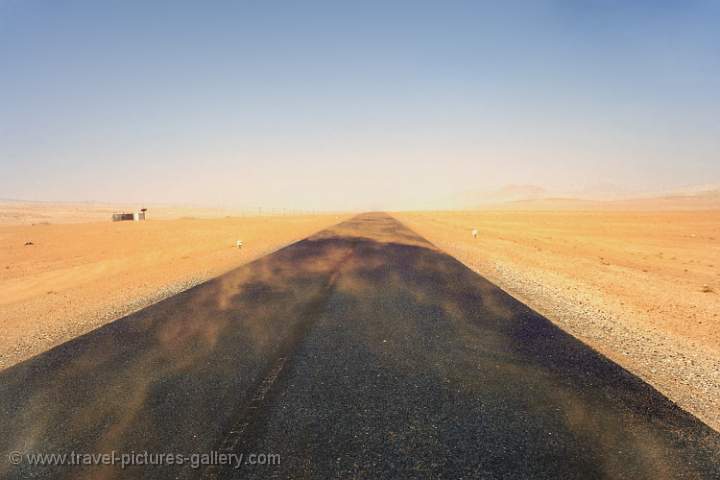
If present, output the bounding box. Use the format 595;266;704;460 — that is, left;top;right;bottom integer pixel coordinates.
0;214;349;369
393;210;720;432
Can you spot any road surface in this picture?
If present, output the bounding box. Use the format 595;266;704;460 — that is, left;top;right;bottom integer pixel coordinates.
1;213;718;479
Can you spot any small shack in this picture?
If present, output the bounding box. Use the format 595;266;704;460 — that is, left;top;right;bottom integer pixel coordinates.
112;209;147;222
112;213;134;222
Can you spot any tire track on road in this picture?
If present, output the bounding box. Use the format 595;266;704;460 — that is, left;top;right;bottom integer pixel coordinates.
202;250;353;480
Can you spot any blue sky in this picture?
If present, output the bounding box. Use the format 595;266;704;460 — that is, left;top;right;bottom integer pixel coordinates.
1;0;719;210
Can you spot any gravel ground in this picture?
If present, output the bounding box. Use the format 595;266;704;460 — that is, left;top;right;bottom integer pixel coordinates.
2;274;206;369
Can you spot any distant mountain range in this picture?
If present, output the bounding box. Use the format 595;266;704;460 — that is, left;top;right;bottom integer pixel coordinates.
453;185;548;206
4;183;720;214
453;184;720;211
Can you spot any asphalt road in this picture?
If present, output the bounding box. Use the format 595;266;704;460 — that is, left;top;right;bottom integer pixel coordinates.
1;213;719;479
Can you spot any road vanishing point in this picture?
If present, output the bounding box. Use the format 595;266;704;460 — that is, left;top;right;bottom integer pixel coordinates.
1;213;719;479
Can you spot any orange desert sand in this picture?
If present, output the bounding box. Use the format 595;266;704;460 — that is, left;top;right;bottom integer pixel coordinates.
0;204;349;369
394;210;720;431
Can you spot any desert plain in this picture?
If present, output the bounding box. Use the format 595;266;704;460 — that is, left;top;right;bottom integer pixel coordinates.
1;202;719;432
0;203;349;369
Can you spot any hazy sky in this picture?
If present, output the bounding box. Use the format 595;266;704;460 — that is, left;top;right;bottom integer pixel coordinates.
1;1;719;210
